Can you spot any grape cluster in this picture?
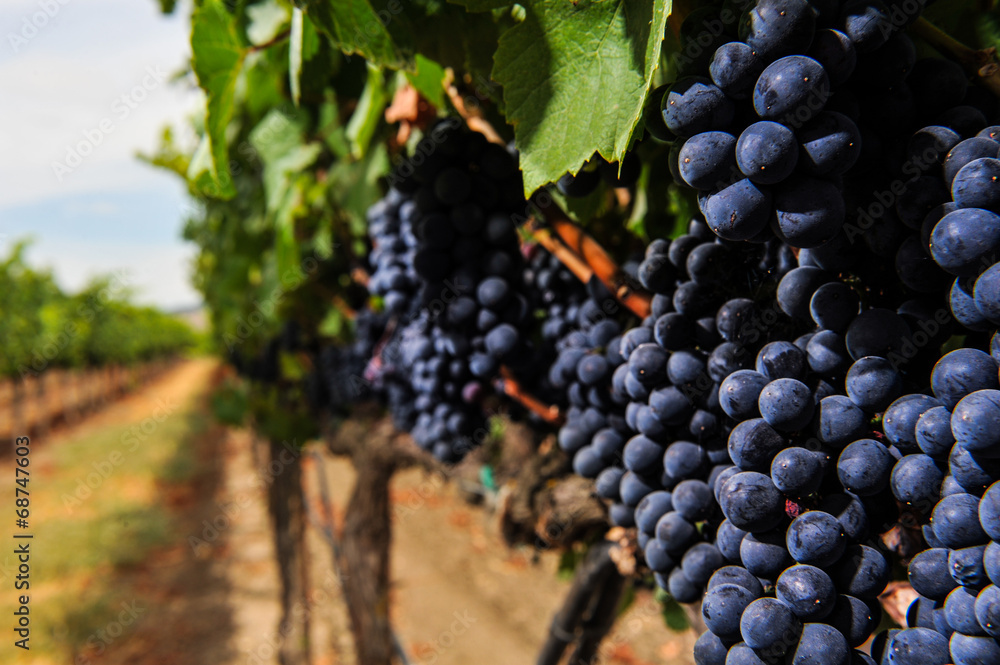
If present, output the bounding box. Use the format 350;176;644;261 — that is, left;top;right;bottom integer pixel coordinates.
366;188;421;317
378;120;537;461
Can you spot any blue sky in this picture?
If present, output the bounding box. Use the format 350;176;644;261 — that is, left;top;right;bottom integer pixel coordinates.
0;0;204;310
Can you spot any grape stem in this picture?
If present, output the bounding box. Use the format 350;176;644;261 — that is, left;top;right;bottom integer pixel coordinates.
443;68;506;145
530;195;653;318
910;17;1000;98
496;367;563;425
521;221;597;284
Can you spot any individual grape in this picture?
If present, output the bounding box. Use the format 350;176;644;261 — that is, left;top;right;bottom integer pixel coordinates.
664;440;709;480
620;470;659;506
679;131;738;189
932;493;987;549
815;395;870;448
624;434;665;476
845;356;903;413
945;586;985;636
787;511;847;567
736;120;799;185
756;341;808;381
741;597;802;655
729;418;789;472
950;545;989;590
798;112;863;176
708;565;765;596
759;378;815;431
720;471;785;531
986;542;1000;587
975;263;1000;324
885;627;951;664
838;439;894;496
693;629;729;665
831;544;890;599
788;622;850;664
628;343;670;386
775;564;837;621
702;583;760;641
594;467;625;500
976;585;1000;638
890;454;945;506
572;445;606;477
662;77;736;138
949;633;1000;665
808;29;857;86
656;511;698;554
740;0;816;61
753;55;830;123
909;549;959;601
717;519;749;563
840;0;892;52
720;370;770;422
771;447;828;496
682;543;726;585
807;330;852;376
699;178;773;240
709;41;763;100
810;282;860;333
828;595;878;648
930;208;1000;277
981;482;1000;541
953;391;1000;456
952;158;1000;213
772;175;846;249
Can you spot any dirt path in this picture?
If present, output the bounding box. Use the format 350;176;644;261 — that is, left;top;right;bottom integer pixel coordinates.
29;359;695;665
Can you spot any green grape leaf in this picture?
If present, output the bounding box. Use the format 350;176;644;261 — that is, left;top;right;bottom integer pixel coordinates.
493;0;671;195
190;0;246;199
302;0;411;70
404;54;446;109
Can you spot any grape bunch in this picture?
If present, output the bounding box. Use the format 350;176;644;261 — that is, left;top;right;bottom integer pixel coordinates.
375;120;538;461
366;188;421;317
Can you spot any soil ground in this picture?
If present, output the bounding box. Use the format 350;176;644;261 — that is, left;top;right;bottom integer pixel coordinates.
4;359;696;665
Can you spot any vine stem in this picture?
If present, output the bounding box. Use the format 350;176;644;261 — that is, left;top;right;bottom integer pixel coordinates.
522;220;597;284
248;28;291;53
496;367;563;425
443;68;506;145
910;17;1000;98
530;196;653;319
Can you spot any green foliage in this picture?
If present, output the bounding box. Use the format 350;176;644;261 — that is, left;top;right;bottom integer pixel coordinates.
0;243;196;379
190;0;247;198
493;0;671;194
654;587;691;632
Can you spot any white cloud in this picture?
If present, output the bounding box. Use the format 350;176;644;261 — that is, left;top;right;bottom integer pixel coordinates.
0;0;206;309
0;0;203;210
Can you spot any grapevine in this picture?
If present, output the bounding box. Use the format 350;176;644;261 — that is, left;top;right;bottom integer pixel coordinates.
139;0;1000;663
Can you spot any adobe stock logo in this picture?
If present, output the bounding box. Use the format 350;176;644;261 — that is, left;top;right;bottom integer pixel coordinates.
7;0;72;53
